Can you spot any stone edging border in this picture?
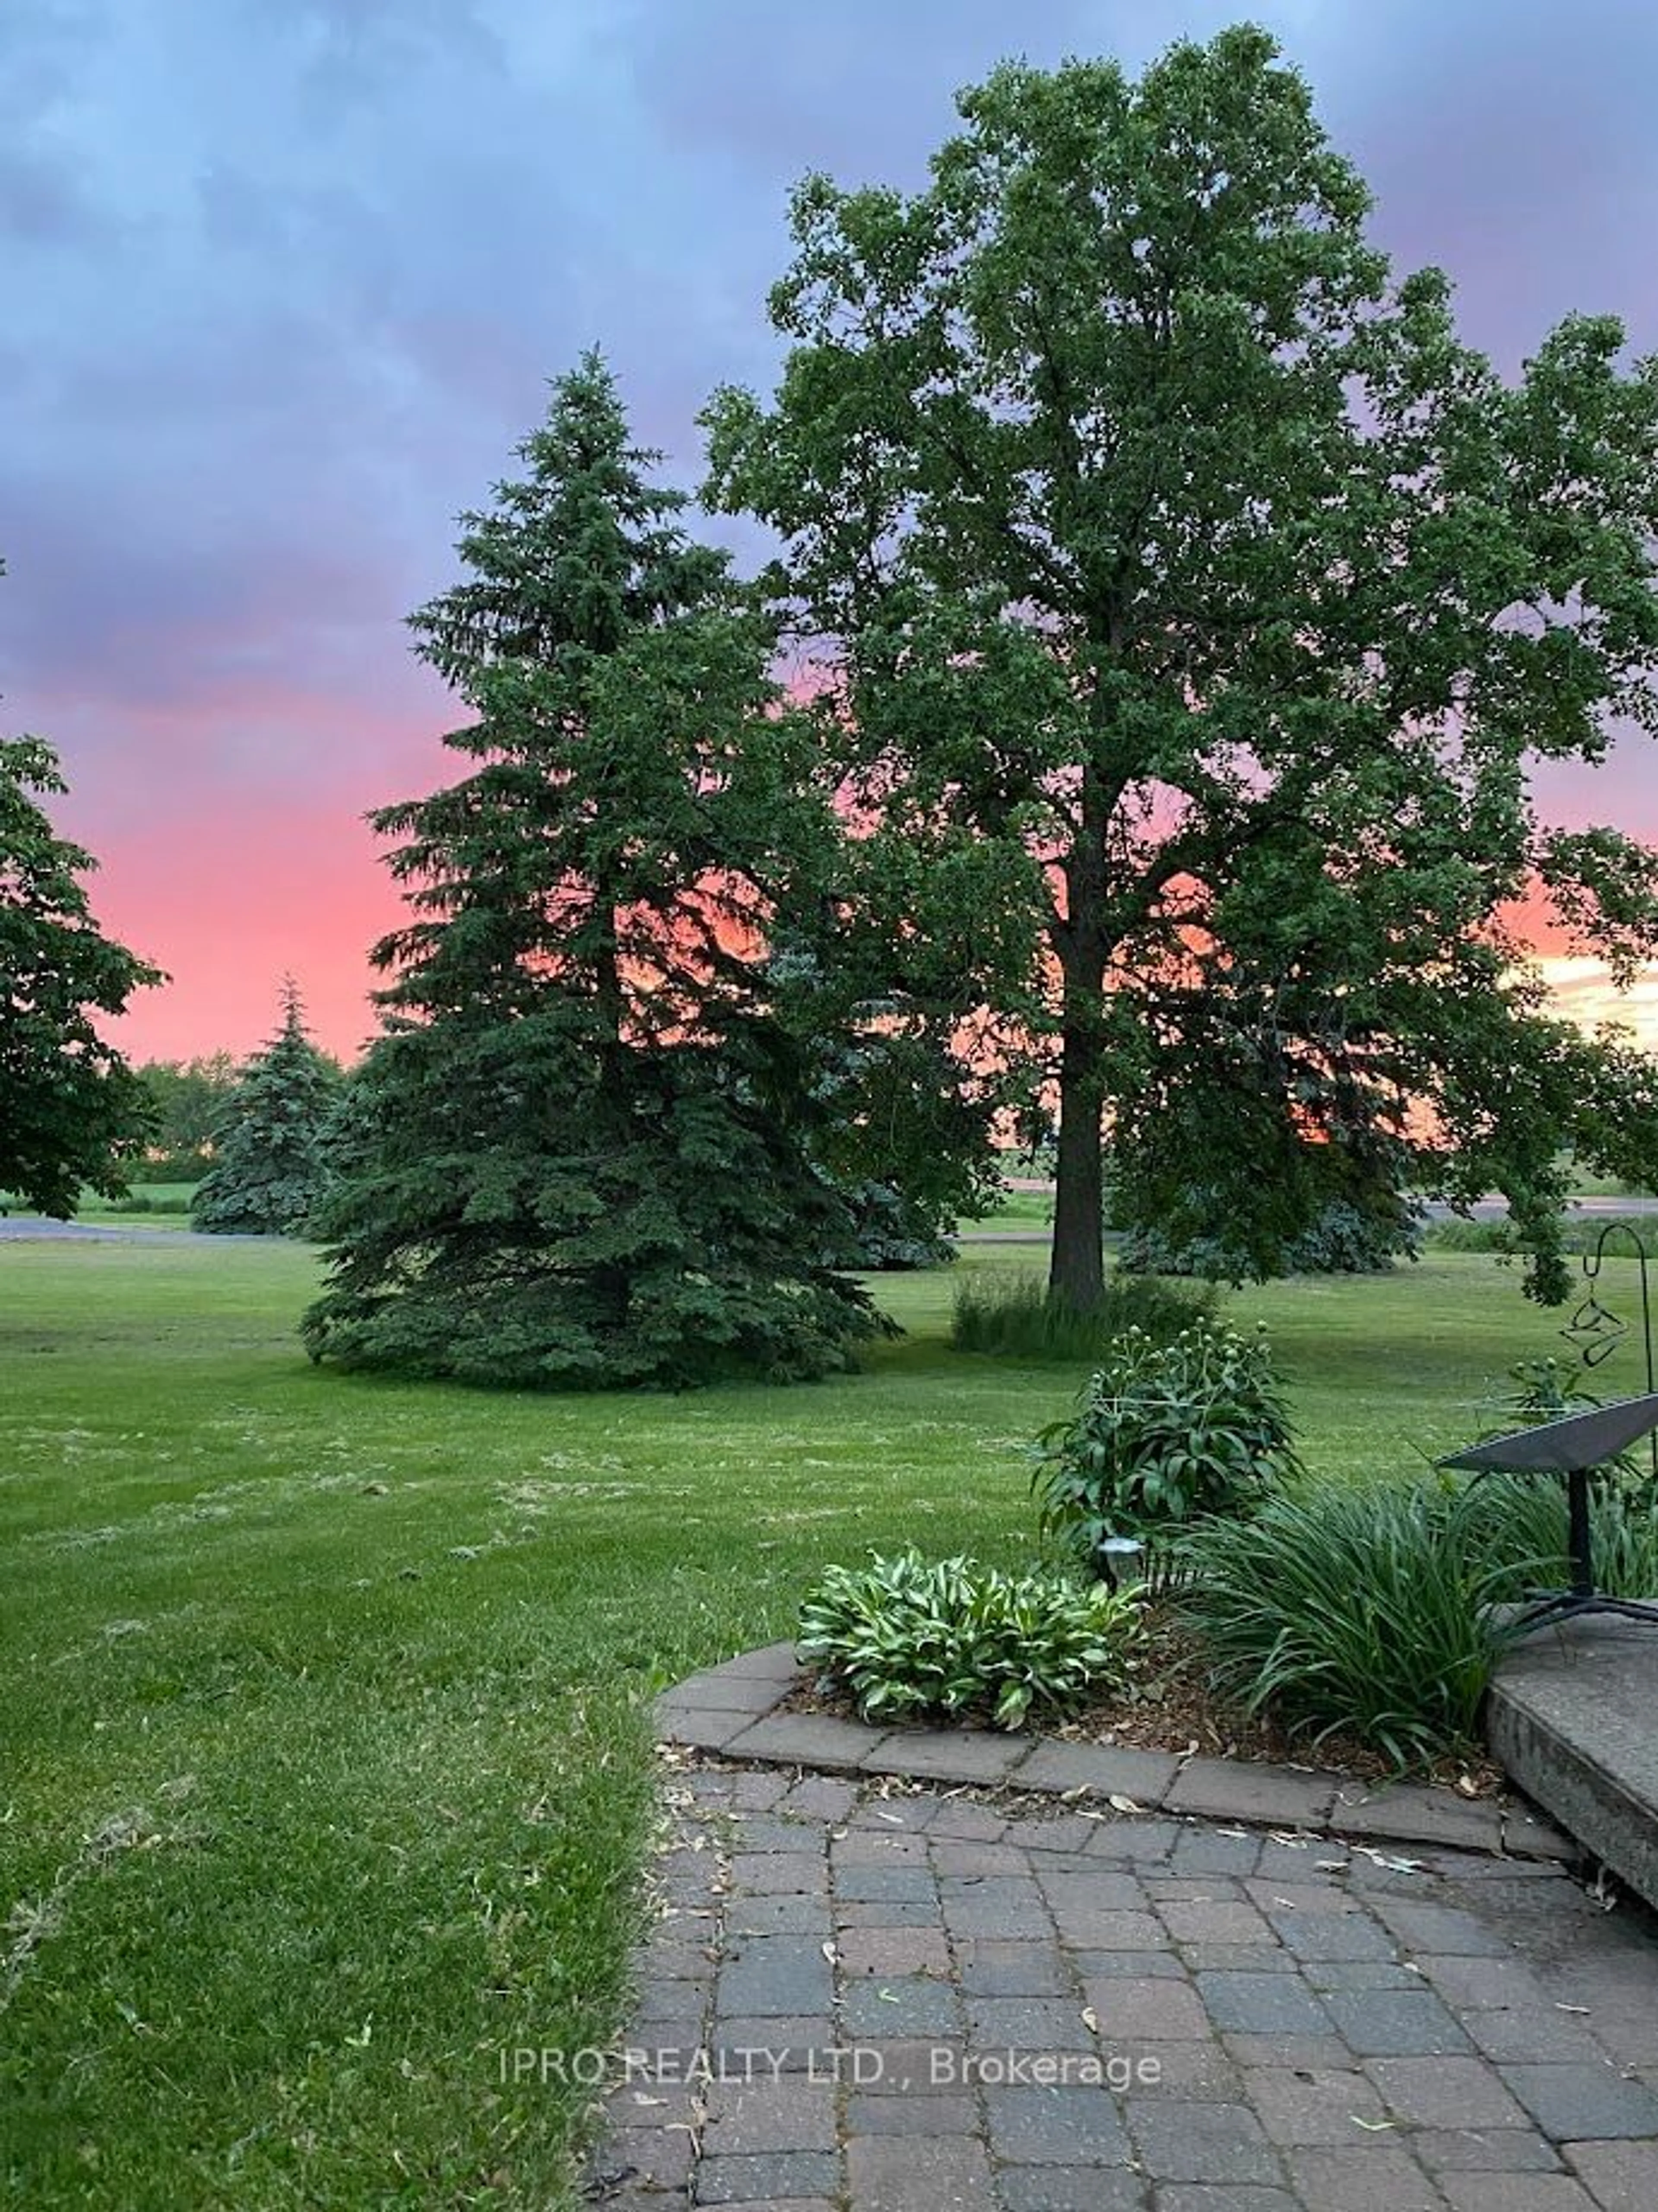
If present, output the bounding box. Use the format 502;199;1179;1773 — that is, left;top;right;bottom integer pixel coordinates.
656;1642;1575;1863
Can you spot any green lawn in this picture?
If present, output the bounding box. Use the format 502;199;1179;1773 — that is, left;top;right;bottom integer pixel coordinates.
1;1236;1646;2206
959;1186;1054;1229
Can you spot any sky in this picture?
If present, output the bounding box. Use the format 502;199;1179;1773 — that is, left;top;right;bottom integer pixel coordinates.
4;0;1657;1064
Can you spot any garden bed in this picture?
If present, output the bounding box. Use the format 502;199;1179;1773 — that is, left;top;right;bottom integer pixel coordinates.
786;1598;1506;1797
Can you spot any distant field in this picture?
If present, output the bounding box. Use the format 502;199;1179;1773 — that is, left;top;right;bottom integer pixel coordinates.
960;1185;1054;1229
78;1181;199;1220
1;1183;199;1223
1;1236;1649;2205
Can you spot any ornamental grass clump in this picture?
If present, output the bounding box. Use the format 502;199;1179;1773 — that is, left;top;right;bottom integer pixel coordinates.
950;1268;1213;1363
1174;1477;1537;1771
797;1549;1143;1730
1455;1469;1658;1601
1030;1317;1299;1582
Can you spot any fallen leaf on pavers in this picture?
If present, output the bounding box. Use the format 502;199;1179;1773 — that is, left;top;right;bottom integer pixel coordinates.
821;1942;837;1965
877;1988;898;2003
1351;1846;1422;1873
1352;2117;1396;2132
1081;2007;1099;2033
1273;1899;1297;1910
1107;1795;1142;1816
1556;2003;1592;2014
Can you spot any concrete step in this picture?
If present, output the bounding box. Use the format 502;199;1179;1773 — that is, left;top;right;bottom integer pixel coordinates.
1487;1613;1658;1908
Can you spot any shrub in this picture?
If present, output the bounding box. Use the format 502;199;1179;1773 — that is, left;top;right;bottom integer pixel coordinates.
1425;1212;1658;1258
1031;1318;1299;1578
1174;1477;1535;1770
826;1179;957;1271
1120;1198;1421;1278
103;1190;191;1215
1423;1217;1516;1254
797;1549;1142;1730
951;1268;1214;1362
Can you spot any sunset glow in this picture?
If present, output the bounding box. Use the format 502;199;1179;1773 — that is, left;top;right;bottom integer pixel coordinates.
4;2;1655;1066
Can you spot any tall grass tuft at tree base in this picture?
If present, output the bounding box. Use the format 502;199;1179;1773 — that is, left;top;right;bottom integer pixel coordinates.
951;1268;1214;1362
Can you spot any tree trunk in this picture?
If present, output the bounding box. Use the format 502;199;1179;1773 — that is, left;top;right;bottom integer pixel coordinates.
1048;761;1111;1312
1049;1012;1106;1310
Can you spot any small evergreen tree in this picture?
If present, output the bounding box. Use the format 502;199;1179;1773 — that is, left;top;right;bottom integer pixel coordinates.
302;354;881;1388
191;981;341;1235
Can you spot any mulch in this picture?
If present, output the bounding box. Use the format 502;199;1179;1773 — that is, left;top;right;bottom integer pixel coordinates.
784;1598;1505;1799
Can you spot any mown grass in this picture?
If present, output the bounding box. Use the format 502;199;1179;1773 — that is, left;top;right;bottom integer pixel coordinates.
2;1235;1649;2206
958;1185;1054;1230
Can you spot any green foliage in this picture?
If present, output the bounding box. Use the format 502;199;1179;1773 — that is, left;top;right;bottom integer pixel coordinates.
1452;1471;1658;1602
191;981;342;1236
951;1268;1213;1362
706;27;1658;1317
0;1237;1627;2194
1427;1212;1658;1259
0;713;163;1214
97;1186;196;1215
133;1052;237;1179
797;1548;1142;1730
1031;1319;1300;1576
1483;1355;1604;1428
828;1179;958;1271
1175;1478;1532;1770
1121;1198;1423;1281
304;355;880;1389
1424;1217;1516;1254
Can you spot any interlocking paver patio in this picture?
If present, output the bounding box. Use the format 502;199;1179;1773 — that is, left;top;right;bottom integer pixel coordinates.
587;1667;1658;2209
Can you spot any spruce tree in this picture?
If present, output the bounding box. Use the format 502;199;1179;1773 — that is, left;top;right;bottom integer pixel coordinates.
301;354;880;1388
191;980;341;1235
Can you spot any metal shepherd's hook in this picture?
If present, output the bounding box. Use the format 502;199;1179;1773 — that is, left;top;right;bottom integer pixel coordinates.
1562;1221;1657;1485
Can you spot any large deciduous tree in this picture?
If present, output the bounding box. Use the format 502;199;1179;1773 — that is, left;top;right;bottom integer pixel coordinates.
302;353;881;1387
190;980;341;1235
135;1051;238;1179
704;25;1658;1308
1;710;161;1214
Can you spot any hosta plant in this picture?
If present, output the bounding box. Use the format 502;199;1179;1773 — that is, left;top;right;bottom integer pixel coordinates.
797;1548;1143;1730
